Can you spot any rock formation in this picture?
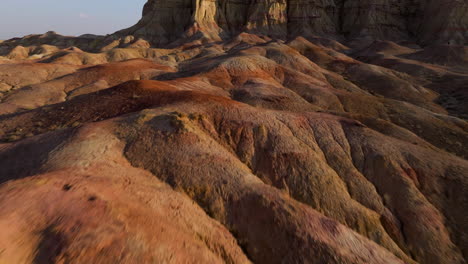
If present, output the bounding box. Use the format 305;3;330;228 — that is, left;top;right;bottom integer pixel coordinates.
0;0;467;263
117;0;468;46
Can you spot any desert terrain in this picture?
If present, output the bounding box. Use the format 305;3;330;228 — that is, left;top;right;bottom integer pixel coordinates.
0;0;467;263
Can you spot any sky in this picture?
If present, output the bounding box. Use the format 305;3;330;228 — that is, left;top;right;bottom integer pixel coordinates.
0;0;147;40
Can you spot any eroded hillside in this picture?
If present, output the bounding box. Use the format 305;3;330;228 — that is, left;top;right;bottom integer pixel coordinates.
0;0;467;263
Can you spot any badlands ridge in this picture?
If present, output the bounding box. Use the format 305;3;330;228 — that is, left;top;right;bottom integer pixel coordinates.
0;0;467;263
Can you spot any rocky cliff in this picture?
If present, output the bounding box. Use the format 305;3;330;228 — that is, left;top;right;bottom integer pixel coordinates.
117;0;468;46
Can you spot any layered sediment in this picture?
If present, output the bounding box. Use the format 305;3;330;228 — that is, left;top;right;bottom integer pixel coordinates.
0;0;467;263
117;0;468;46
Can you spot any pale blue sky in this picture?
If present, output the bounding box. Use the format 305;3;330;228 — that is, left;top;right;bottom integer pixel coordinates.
0;0;147;40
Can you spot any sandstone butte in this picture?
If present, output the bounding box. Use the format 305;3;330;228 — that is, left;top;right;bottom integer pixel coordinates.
0;0;467;263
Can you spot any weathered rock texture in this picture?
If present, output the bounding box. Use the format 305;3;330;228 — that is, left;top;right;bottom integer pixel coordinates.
0;1;467;264
117;0;468;46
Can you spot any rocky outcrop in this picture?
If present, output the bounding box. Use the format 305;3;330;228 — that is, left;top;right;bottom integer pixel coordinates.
117;0;468;46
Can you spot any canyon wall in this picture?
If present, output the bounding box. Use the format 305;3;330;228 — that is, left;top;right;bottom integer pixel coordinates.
117;0;468;46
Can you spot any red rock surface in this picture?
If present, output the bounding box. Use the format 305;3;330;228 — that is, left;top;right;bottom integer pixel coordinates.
0;1;467;264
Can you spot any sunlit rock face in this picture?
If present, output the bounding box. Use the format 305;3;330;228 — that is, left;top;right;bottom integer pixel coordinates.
117;0;467;46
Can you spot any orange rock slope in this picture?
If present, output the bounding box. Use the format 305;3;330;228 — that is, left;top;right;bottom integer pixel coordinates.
0;1;467;264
